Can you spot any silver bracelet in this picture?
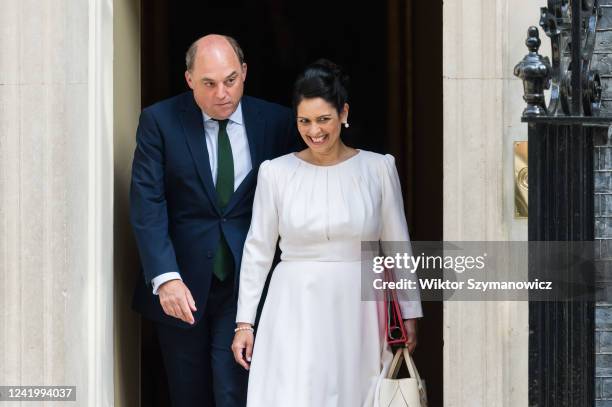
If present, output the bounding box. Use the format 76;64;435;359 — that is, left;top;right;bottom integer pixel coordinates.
234;326;254;333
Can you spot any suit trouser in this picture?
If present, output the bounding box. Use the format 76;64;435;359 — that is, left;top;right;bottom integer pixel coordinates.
155;274;248;407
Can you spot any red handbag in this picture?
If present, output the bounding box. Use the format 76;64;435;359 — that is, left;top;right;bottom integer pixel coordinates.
384;268;408;345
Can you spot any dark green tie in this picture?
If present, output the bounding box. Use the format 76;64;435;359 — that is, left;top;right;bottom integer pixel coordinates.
212;119;233;281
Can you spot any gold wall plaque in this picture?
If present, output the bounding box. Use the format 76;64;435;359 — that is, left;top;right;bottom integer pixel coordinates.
514;141;528;218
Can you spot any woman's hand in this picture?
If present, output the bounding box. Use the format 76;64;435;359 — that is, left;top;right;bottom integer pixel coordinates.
403;319;418;353
232;323;255;370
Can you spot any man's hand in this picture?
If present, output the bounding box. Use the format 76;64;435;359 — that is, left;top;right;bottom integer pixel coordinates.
158;280;197;324
232;323;254;370
403;318;418;353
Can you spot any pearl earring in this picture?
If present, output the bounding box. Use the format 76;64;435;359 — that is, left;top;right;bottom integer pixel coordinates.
344;122;350;128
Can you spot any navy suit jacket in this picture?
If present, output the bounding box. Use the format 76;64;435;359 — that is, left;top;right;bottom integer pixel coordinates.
130;91;299;327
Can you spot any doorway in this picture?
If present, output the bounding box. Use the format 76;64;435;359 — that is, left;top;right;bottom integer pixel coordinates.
139;1;443;405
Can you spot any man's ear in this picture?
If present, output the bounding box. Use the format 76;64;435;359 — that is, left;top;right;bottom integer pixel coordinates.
185;70;195;90
241;63;248;82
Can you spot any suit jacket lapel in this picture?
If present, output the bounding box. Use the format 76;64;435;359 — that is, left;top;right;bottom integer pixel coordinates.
180;94;221;215
224;96;266;213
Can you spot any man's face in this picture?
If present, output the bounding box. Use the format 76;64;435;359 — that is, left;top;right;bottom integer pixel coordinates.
185;45;247;120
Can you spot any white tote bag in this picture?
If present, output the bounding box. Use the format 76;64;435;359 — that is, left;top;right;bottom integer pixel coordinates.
379;347;427;407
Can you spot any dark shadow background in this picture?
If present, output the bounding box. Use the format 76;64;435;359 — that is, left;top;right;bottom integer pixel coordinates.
140;0;443;405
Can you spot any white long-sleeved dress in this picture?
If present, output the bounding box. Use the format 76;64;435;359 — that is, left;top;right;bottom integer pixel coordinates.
236;150;422;407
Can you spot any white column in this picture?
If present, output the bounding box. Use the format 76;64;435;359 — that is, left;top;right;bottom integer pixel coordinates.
0;0;114;406
443;0;543;405
113;0;141;406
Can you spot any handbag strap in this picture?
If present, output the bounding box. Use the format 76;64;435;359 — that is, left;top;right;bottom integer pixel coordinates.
387;348;405;379
386;347;425;392
384;268;408;345
402;347;423;386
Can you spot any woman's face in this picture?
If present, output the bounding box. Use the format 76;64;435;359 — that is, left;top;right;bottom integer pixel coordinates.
296;98;349;154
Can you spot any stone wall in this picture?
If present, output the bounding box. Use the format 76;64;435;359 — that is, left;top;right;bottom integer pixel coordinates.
595;135;612;406
0;1;114;406
442;0;545;405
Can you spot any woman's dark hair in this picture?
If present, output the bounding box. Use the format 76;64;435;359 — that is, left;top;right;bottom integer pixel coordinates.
292;59;350;114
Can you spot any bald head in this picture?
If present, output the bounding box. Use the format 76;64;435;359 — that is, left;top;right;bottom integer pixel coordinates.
184;34;248;120
185;34;244;72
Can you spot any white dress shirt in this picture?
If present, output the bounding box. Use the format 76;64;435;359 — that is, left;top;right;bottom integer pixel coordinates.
151;102;252;294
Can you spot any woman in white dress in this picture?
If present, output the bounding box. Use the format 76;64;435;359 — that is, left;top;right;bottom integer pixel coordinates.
231;60;422;407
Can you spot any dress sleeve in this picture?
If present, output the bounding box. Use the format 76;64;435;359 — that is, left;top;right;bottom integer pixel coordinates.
380;154;423;319
236;160;279;324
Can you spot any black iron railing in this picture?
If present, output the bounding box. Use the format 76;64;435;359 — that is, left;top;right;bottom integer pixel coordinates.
514;1;612;405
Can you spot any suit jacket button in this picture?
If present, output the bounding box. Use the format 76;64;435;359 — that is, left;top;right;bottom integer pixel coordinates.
207;251;213;259
222;218;227;222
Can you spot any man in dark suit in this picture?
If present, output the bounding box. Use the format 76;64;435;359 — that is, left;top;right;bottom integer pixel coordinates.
130;34;299;407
